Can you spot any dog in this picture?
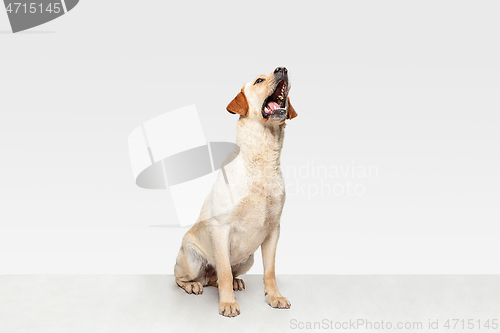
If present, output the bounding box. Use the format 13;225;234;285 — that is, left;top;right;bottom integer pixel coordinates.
174;67;298;317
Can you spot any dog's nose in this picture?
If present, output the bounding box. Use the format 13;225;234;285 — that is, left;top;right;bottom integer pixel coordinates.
274;67;288;74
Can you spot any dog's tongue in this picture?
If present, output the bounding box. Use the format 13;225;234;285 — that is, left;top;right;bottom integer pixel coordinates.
266;101;280;113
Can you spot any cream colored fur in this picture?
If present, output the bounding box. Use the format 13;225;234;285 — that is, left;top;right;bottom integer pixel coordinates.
174;68;296;317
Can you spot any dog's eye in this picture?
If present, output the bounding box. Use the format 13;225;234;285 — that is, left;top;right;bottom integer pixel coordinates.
254;78;264;85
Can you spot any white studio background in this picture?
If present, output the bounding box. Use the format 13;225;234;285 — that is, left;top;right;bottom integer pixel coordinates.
0;0;499;274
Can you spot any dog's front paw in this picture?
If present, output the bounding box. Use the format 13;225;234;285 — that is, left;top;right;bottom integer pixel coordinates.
219;301;240;317
233;278;245;291
266;295;291;309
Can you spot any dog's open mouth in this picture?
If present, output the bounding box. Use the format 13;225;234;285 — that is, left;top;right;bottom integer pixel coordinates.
262;80;287;119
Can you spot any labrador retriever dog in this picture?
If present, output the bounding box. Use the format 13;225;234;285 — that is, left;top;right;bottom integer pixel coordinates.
174;67;298;317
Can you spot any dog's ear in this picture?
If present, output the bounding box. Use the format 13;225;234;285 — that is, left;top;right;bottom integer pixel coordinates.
227;89;249;116
287;97;298;120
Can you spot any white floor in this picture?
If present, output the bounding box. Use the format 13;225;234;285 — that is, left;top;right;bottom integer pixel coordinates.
1;275;499;332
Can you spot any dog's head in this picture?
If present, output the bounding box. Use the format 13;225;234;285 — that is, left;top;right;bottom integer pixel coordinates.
227;67;298;124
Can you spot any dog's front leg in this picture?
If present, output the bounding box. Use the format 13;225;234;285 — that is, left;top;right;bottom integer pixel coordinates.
261;225;291;309
211;223;240;317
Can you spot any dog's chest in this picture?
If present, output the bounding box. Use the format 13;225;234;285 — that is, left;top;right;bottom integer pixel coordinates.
232;174;285;235
229;179;284;264
244;163;285;213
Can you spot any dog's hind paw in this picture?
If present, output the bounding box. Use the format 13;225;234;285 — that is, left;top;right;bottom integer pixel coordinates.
179;281;203;295
266;295;291;309
233;278;245;291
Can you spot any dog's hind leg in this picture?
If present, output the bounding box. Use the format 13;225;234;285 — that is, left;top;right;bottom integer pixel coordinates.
174;245;204;295
231;254;254;291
